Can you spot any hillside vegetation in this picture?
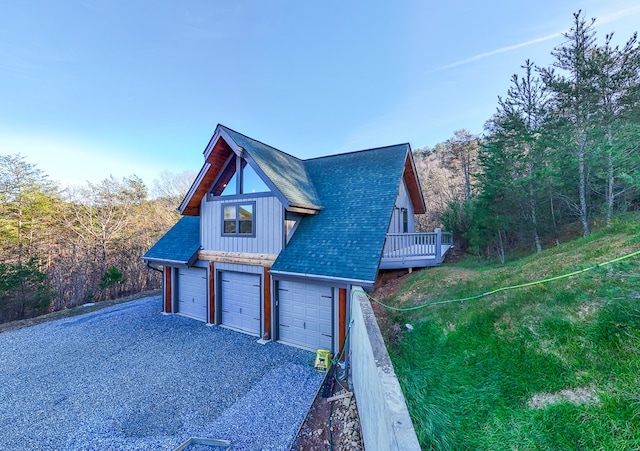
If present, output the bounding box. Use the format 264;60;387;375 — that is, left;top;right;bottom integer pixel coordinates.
0;154;194;323
412;12;640;263
382;213;640;450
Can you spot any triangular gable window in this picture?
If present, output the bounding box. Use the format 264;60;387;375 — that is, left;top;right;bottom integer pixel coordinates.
220;172;237;196
212;156;269;197
243;164;269;194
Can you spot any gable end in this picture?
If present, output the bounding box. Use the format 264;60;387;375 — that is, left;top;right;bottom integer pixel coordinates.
403;150;426;215
180;134;235;216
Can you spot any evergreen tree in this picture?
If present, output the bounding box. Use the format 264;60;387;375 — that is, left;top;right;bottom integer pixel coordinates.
0;154;59;264
476;60;549;256
540;11;599;236
591;33;640;221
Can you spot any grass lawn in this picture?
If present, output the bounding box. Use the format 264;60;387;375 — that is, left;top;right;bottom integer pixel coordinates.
381;213;640;450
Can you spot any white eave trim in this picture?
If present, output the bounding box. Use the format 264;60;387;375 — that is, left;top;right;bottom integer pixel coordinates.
268;269;375;290
140;257;191;268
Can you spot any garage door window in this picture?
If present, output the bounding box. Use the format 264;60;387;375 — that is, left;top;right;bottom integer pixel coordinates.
223;202;255;236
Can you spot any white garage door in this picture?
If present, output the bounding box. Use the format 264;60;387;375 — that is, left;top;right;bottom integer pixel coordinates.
178;267;207;321
278;280;333;351
220;271;261;335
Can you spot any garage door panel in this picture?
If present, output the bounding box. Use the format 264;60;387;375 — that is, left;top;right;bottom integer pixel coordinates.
304;304;318;313
221;271;261;335
178;268;207;321
319;321;332;334
293;304;307;315
278;280;333;351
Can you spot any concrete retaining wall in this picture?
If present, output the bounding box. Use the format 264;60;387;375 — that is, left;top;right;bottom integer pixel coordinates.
350;287;421;451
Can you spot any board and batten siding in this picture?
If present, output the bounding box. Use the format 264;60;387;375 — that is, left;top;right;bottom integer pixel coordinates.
200;195;285;255
387;179;415;234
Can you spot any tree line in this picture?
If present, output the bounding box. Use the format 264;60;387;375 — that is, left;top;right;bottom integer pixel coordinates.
415;11;640;261
3;12;637;320
0;154;193;323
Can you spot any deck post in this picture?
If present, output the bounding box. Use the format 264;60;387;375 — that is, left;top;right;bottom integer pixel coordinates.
435;228;442;263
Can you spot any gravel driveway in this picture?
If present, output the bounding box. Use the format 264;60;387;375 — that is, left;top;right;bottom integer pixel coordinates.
0;296;324;450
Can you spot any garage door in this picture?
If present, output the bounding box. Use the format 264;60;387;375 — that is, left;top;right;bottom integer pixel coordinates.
278;280;333;351
220;271;261;335
178;267;207;321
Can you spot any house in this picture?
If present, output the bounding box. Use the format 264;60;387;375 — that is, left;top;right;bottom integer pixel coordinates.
142;125;451;354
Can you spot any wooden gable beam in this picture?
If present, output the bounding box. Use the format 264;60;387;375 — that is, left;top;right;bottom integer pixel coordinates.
182;137;235;216
404;151;426;215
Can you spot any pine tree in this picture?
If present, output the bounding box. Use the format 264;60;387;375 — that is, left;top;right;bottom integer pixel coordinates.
540;11;599;236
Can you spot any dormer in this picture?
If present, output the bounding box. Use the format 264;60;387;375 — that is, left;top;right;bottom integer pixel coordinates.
208;155;270;199
179;124;323;216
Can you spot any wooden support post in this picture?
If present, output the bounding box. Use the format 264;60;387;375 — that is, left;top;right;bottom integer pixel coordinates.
435;228;442;263
263;267;272;340
208;262;215;324
164;268;172;313
338;288;347;355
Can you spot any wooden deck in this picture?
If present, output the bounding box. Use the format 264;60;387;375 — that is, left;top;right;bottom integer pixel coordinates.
380;229;453;269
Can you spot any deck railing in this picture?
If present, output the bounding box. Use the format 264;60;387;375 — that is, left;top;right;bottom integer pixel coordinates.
383;229;453;261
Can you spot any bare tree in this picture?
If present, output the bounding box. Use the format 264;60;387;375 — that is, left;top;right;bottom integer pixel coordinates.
152;170;197;208
443;130;479;201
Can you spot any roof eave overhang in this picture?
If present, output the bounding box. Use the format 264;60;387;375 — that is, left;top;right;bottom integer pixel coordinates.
404;146;427;214
141;248;199;268
286;203;323;215
179;125;240;216
268;270;375;290
141;257;191;269
178;162;210;215
204;126;242;160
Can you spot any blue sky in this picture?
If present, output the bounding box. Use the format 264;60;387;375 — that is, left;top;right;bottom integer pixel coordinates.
1;0;639;188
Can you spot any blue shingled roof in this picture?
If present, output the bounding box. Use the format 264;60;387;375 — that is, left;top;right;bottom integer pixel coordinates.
220;126;322;210
142;216;200;266
271;144;410;283
146;127;413;284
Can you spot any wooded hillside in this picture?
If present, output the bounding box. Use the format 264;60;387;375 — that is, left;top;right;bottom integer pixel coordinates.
0;155;193;323
3;11;637;323
415;11;640;260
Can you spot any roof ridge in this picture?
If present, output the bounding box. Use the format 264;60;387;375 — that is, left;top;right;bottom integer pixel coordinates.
218;124;305;163
303;143;410;162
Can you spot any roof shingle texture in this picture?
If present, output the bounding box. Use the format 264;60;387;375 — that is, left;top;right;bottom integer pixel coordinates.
271;144;409;283
142;216;200;265
220;126;322;210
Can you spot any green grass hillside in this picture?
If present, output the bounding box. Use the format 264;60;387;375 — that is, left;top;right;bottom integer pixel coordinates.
382;213;640;450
